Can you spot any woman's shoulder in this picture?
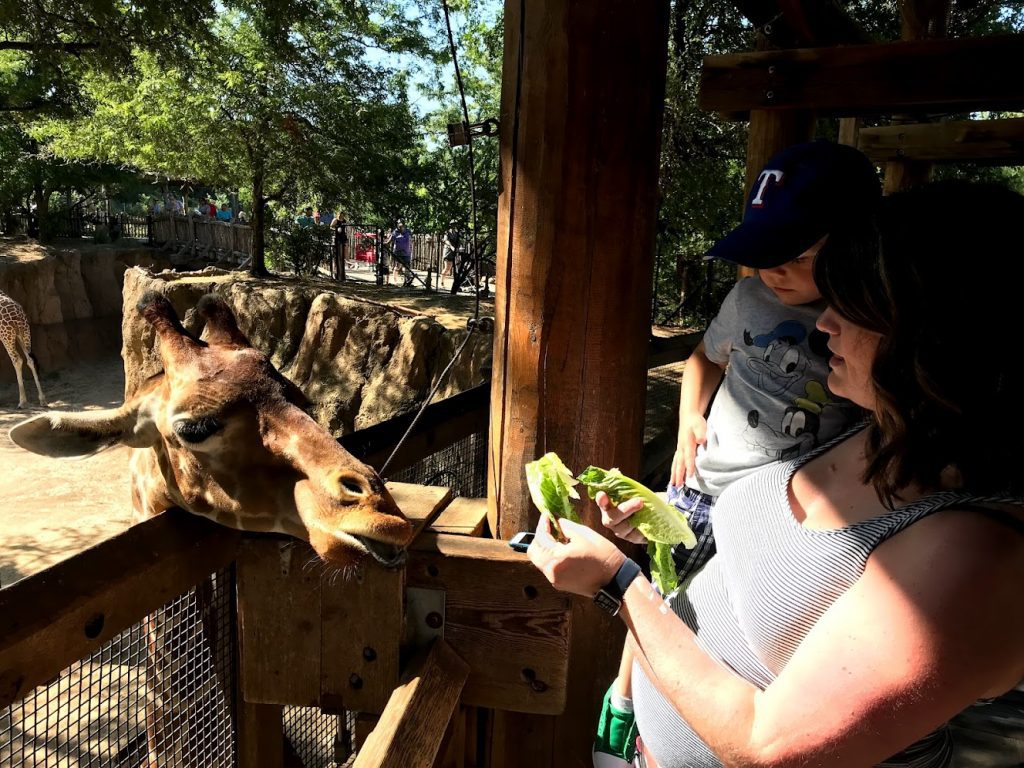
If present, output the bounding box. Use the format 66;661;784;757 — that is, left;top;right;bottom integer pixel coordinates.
879;496;1024;572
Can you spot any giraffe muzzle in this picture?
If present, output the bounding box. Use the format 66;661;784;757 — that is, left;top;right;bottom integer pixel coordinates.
355;536;408;570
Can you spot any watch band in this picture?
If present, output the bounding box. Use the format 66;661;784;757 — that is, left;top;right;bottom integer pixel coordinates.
593;557;642;616
607;557;642;600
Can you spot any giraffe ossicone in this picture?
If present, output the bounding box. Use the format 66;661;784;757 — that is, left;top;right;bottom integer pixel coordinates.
10;291;412;570
0;289;46;408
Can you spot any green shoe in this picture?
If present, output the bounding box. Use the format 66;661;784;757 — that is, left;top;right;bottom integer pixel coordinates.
593;684;638;764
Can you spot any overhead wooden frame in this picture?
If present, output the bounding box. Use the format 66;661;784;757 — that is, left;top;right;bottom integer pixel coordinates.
858;118;1024;164
699;34;1024;116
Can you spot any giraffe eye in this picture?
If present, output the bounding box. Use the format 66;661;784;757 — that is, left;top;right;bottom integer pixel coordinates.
173;417;223;443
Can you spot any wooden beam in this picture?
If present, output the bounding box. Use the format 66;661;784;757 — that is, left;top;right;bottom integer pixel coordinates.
859;118;1024;164
0;510;239;709
237;539;323;706
647;330;703;369
320;560;403;714
237;483;452;710
407;533;572;715
427;496;489;536
237;702;284;768
489;0;667;762
699;34;1024;117
352;639;470;768
739;30;817;279
882;0;948;194
390;482;454;533
838;117;862;148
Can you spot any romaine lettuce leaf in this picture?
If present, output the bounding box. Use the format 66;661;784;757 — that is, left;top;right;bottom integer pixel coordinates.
576;466;696;593
525;452;581;540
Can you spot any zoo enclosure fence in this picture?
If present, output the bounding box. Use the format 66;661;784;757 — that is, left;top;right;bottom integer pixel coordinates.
3;208;153;243
0;385;490;768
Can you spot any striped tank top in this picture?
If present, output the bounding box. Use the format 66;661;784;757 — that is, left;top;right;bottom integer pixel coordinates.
632;430;1018;768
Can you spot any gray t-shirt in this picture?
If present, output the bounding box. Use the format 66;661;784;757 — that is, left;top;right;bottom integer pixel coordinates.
689;277;859;496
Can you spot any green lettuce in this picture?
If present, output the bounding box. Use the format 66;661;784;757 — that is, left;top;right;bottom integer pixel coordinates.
576;466;696;594
525;452;582;540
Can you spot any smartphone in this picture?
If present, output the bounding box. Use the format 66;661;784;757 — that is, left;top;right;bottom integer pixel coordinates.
508;531;535;553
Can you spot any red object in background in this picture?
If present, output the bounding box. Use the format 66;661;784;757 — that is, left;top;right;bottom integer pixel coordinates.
353;231;377;262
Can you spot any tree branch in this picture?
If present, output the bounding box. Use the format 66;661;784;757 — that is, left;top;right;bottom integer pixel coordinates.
0;99;55;112
0;41;100;53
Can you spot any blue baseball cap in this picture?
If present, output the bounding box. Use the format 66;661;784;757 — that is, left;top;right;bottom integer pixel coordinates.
706;141;881;269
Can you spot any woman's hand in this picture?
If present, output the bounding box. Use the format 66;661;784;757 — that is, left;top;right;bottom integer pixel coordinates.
597;490;648;545
527;515;626;597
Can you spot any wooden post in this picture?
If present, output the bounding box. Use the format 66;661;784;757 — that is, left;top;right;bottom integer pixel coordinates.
838;117;862;148
738;32;816;278
351;640;470;768
487;0;669;763
884;0;951;194
237;702;284;768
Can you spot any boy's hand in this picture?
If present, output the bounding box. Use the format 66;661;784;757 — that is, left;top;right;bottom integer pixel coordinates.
597;490;648;544
671;414;708;487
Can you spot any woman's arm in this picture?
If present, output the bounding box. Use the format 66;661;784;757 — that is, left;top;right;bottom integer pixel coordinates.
533;509;1024;768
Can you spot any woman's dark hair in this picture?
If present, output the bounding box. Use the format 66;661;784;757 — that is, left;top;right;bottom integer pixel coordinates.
814;180;1024;504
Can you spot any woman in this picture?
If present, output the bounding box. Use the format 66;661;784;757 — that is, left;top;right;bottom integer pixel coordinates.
528;181;1024;767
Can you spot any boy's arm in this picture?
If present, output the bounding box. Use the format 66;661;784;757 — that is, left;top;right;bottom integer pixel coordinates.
671;341;726;487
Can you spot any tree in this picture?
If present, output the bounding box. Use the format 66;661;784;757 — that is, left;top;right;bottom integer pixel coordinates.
35;3;427;275
653;0;1024;328
651;1;751;326
411;1;502;295
0;0;214;115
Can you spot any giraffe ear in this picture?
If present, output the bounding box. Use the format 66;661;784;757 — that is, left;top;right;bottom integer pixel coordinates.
196;294;251;348
9;403;159;458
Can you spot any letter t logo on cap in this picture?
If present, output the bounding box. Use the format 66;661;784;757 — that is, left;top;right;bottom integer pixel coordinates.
751;170;784;208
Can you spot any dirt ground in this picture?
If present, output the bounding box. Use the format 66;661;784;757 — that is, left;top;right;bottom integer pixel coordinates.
0;356;131;587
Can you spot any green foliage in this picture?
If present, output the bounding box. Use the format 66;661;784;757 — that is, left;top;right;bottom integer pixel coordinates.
0;0;214;115
413;1;501;239
269;224;332;276
12;0;1024;282
653;0;751;328
31;2;427;271
654;0;1024;329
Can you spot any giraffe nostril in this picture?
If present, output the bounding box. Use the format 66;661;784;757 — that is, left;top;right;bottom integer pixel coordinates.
338;474;368;497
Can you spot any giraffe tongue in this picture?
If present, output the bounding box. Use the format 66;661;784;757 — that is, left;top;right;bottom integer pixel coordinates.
356;536;407;570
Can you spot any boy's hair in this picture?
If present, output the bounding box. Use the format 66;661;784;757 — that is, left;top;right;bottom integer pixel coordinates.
708;141;880;270
815;181;1024;503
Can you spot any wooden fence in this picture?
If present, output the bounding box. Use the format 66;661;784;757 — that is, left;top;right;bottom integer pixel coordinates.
0;387;502;768
152;213;253;263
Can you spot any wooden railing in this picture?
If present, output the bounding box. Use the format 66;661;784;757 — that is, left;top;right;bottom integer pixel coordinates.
152;213;253;262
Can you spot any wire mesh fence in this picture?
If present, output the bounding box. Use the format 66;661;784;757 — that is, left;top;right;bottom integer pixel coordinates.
283;707;347;768
389;429;488;500
0;568;236;768
0;419;488;768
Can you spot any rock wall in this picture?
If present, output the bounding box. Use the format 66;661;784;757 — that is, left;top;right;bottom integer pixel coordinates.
0;242;171;382
122;269;493;435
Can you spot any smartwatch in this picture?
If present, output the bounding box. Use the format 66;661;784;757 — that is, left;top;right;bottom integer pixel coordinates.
593;557;642;616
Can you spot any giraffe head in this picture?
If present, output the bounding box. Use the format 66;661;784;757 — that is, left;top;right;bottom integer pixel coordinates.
9;293;413;570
